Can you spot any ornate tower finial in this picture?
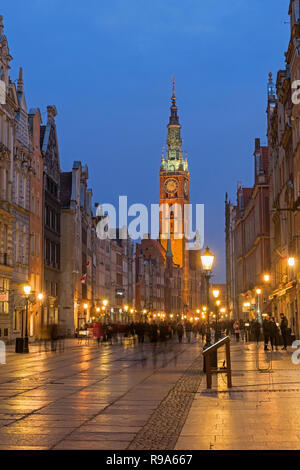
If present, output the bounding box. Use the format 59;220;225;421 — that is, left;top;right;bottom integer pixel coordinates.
17;67;24;93
268;72;275;99
168;76;179;126
172;75;176;103
0;16;4;36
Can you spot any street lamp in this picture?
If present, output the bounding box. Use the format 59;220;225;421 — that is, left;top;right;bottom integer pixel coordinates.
212;289;220;299
201;247;215;347
256;288;262;324
263;274;270;283
288;257;295;267
16;285;31;353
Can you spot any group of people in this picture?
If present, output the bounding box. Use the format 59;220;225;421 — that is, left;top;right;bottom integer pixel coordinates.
77;314;292;350
39;322;66;352
84;320;209;346
232;314;290;351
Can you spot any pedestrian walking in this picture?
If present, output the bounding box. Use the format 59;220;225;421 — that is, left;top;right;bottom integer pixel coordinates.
185;321;192;343
269;317;279;351
233;320;240;342
280;313;289;350
200;323;206;342
176;323;184;343
262;316;271;351
251;320;261;344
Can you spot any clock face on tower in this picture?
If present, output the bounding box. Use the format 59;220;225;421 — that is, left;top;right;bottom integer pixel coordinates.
164;178;178;195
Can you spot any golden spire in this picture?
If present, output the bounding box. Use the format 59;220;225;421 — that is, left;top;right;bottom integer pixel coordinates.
171;75;176;103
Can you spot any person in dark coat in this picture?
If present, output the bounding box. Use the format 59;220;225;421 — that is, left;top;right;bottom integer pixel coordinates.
251;320;261;344
136;322;145;343
176;323;184;343
185;321;192;343
269;317;279;351
150;323;158;343
262;317;271;351
280;313;288;350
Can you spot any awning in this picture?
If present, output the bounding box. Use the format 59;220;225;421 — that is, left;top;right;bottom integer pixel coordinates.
269;280;296;300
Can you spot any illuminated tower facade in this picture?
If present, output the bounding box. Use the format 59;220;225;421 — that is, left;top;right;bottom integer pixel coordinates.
160;78;190;305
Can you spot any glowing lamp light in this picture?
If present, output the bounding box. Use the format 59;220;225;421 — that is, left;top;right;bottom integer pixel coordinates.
196;309;200;314
96;307;100;313
263;274;270;283
37;293;44;301
24;285;31;296
202;306;207;312
83;303;88;310
124;305;129;312
201;246;215;272
212;289;220;299
102;299;108;307
220;308;226;313
256;288;262;295
288;257;295;267
216;300;221;306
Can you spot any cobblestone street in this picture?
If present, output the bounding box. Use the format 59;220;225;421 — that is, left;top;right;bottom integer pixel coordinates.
0;338;299;450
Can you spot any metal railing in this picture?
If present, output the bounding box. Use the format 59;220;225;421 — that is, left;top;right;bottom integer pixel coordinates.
202;336;232;389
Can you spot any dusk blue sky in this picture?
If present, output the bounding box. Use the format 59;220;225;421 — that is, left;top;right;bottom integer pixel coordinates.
2;0;290;281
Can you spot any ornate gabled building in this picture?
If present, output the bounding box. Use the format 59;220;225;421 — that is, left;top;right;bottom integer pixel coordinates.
11;67;32;341
41;105;61;327
28;107;43;337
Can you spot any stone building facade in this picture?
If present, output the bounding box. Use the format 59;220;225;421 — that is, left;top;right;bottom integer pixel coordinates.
60;161;93;334
226;139;270;320
0;16;15;341
28;108;43;337
41;106;61;327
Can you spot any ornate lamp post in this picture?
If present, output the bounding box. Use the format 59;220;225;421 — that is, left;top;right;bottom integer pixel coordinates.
16;285;31;353
200;247;215;347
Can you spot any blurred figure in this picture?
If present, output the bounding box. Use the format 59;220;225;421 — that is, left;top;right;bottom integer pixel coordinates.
57;321;66;352
176;323;184;343
50;323;58;352
136;322;145;343
185;321;192;343
280;313;288;350
233;320;240;342
251;319;261;344
269;317;279;351
262;316;271;351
